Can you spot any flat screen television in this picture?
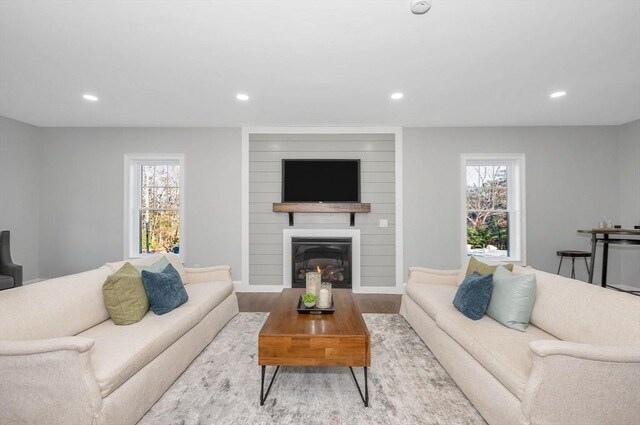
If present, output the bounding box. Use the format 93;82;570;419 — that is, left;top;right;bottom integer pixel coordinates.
282;159;360;203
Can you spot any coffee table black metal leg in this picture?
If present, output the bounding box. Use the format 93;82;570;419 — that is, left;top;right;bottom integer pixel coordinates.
349;366;369;407
260;365;280;406
365;367;368;407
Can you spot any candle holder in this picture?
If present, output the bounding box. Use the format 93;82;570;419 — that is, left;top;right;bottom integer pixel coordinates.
317;282;332;309
305;271;321;298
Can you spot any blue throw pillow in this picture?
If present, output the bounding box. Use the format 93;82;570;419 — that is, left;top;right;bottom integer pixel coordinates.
141;264;188;315
452;272;494;320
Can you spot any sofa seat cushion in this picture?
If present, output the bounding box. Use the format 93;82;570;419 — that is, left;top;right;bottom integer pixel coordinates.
184;280;234;319
436;311;558;400
79;302;201;397
79;281;234;397
405;282;458;321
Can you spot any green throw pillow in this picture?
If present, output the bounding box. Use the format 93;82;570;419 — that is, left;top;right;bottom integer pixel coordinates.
486;265;537;332
103;262;149;325
465;256;513;276
135;256;170;274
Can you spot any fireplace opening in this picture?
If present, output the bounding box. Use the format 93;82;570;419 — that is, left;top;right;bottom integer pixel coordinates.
291;237;352;289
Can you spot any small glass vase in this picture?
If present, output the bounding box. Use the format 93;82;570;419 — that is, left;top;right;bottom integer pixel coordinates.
317;282;332;309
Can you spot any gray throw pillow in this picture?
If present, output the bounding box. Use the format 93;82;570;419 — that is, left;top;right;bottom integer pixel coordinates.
486;265;536;332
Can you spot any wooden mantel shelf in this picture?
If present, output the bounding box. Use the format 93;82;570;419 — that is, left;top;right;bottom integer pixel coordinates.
272;202;371;226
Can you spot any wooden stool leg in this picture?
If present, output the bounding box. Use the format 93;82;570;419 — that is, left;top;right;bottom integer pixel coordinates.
557;257;564;275
571;258;576;279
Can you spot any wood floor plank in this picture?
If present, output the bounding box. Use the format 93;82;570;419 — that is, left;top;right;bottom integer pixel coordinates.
237;292;401;313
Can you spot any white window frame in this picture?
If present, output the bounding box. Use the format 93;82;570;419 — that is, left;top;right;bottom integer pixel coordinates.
124;154;186;262
460;153;526;265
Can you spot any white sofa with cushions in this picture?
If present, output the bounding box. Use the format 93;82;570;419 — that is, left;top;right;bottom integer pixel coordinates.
400;261;640;425
0;254;239;425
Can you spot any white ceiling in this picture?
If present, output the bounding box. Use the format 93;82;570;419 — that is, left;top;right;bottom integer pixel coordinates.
1;0;639;127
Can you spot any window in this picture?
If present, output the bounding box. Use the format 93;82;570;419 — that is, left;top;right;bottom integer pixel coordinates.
461;154;525;263
125;154;185;260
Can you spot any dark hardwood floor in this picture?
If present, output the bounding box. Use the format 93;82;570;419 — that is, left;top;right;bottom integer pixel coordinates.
237;292;402;314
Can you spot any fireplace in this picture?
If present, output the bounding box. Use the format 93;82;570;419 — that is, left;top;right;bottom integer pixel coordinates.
291;237;352;289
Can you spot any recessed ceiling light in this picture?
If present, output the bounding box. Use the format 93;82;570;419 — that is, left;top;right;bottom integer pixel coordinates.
550;91;567;99
82;94;99;102
390;92;404;100
236;93;249;101
410;0;432;15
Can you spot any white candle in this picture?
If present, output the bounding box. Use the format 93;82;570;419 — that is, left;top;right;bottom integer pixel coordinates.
306;271;320;297
318;288;330;308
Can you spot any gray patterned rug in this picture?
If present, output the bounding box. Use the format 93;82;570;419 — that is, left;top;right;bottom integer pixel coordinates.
138;313;485;425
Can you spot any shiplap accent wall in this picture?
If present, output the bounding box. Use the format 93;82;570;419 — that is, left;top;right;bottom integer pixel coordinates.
248;133;396;287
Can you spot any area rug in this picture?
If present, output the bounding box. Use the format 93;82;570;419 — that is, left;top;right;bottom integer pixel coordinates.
138;313;485;425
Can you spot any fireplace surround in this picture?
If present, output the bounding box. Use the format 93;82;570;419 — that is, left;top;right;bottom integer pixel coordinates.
283;229;361;292
291;237;352;289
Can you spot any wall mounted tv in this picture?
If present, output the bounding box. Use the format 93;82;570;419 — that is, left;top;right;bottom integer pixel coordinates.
282;159;361;203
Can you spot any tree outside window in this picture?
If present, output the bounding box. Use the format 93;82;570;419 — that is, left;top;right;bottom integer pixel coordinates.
139;164;180;254
466;165;509;258
125;154;184;261
462;154;525;263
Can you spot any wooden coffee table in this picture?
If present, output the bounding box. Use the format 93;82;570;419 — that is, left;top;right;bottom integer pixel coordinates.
258;288;371;406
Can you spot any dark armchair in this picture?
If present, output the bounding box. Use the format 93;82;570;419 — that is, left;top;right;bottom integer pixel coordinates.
0;230;22;290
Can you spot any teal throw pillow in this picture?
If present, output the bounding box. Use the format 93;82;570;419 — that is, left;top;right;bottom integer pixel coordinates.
136;256;170;274
453;272;494;320
486;265;537;332
141;264;188;315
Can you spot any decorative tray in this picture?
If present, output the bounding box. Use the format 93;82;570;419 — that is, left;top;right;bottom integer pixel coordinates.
296;296;335;314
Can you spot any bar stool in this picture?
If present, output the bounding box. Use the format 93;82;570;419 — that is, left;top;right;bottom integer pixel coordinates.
556;250;591;279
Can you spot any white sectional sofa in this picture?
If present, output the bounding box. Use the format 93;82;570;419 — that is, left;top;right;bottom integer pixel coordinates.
400;263;640;425
0;254;239;425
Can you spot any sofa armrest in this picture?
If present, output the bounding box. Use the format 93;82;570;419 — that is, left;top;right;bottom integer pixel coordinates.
407;267;459;286
529;340;640;362
185;265;233;284
0;336;95;356
0;337;103;425
521;340;640;425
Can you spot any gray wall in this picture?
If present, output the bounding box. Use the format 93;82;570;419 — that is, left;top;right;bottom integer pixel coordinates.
249;133;396;287
617;119;640;288
37;127;242;279
403;126;626;284
2;116;637;289
0;116;40;281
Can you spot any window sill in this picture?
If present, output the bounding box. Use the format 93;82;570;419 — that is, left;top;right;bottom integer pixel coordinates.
465;253;524;266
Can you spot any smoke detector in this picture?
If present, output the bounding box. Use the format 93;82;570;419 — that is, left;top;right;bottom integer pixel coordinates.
410;0;432;15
